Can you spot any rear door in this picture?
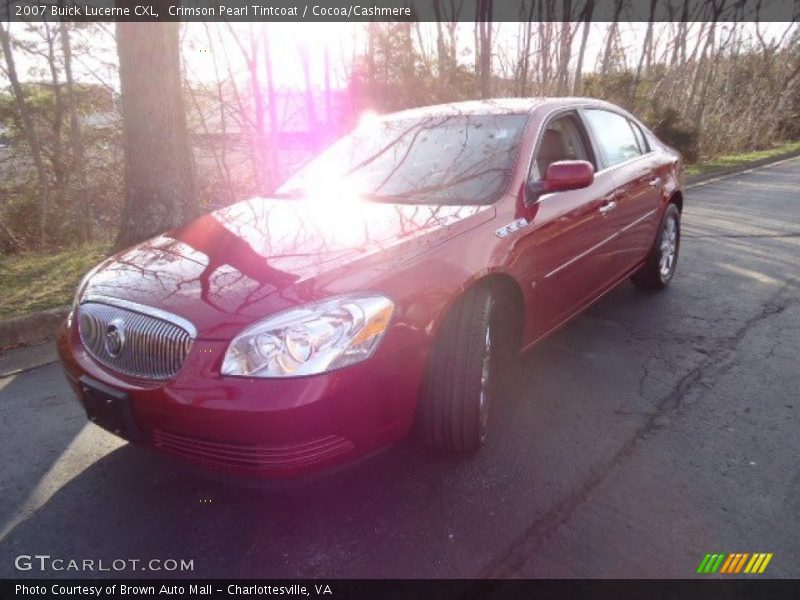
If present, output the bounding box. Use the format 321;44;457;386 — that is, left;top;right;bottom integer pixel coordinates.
580;109;662;278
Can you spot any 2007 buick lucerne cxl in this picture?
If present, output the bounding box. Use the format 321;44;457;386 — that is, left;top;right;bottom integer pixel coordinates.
58;98;684;478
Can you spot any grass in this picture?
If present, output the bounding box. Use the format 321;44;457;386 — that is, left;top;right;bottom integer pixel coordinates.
686;140;800;176
0;242;110;319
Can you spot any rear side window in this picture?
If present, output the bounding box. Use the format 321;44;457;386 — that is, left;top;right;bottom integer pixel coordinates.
582;109;643;168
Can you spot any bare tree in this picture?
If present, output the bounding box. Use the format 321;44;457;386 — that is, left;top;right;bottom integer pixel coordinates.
262;23;280;188
555;9;578;95
434;0;464;96
600;0;625;75
515;0;537;96
59;22;90;242
573;0;595;94
298;43;319;150
475;0;493;98
39;23;68;215
0;23;51;248
636;0;658;81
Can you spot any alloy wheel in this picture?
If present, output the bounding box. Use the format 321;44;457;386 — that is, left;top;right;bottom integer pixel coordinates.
659;214;678;281
478;323;493;443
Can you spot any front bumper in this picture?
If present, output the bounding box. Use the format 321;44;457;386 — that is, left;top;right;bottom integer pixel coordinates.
57;320;425;478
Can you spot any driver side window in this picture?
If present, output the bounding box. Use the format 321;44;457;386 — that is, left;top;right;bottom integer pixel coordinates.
533;115;594;180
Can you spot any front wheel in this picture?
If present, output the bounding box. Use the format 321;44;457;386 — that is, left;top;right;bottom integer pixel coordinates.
631;203;681;290
417;286;498;453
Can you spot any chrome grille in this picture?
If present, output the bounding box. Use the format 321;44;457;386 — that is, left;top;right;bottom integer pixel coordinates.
77;299;195;380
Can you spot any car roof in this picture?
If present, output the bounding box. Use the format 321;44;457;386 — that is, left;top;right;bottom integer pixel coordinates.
381;97;619;120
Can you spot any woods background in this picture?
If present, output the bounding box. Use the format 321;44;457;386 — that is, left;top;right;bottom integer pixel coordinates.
0;5;799;255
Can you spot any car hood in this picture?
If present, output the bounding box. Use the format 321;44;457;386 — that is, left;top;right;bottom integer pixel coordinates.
81;196;493;339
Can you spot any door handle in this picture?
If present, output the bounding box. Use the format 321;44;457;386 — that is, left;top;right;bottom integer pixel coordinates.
648;177;661;188
599;200;617;215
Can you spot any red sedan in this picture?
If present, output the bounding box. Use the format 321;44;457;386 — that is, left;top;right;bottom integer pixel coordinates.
58;98;683;478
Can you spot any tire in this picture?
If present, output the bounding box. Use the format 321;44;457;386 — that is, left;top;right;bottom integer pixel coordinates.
417;286;499;453
631;203;681;290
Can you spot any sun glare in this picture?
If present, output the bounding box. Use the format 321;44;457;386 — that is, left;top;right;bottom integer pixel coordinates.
358;111;381;132
184;22;361;90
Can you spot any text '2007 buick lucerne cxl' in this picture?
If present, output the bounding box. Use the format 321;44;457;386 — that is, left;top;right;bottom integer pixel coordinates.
58;98;684;479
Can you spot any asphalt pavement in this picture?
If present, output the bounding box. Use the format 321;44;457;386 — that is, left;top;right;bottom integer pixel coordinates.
1;158;799;579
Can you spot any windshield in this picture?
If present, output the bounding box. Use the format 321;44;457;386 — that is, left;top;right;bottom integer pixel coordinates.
276;113;529;205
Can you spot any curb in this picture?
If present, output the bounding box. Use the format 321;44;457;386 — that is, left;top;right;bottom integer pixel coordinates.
685;149;800;187
0;305;69;350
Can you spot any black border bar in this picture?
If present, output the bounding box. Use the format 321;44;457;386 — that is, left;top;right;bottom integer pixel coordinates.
3;0;800;22
4;579;800;600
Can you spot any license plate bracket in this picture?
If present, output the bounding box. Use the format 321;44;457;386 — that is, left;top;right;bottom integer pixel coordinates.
78;376;141;442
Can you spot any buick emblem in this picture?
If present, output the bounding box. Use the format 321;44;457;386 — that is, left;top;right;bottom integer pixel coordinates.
105;318;126;358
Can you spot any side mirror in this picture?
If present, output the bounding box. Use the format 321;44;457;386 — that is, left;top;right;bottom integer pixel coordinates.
525;160;595;205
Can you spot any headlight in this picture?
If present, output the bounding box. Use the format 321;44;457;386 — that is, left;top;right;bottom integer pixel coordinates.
221;294;395;378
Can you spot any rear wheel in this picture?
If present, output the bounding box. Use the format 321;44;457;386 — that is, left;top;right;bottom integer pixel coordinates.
632;203;681;290
417;286;499;453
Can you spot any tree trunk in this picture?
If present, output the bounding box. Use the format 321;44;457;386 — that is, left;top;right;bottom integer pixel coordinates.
475;0;493;99
538;21;552;90
635;0;657;81
518;19;533;96
43;23;67;213
600;0;624;75
671;5;688;65
115;23;196;249
248;27;267;191
263;24;279;188
367;23;377;82
686;21;714;117
298;44;319;151
59;22;91;242
433;1;448;93
573;1;594;95
555;15;575;95
200;24;233;202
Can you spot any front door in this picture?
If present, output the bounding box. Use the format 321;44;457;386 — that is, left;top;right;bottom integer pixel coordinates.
516;112;620;341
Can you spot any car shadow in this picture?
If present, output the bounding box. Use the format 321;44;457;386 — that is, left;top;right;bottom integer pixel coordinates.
0;367;89;533
0;425;472;578
0;279;668;579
